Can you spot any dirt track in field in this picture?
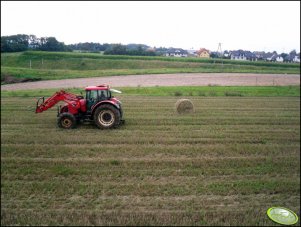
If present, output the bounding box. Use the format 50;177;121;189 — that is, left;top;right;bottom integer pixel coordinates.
1;73;300;91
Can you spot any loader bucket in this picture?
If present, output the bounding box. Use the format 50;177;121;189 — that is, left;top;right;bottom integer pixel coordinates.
36;97;45;113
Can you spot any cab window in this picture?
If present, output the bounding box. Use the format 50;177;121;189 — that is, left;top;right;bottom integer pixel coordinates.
86;90;98;101
99;90;110;100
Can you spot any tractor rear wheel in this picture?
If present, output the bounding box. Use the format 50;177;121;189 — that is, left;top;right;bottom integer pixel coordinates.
57;113;77;129
94;104;120;129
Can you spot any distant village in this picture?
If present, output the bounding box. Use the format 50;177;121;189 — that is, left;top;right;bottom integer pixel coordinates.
1;34;300;63
162;47;300;63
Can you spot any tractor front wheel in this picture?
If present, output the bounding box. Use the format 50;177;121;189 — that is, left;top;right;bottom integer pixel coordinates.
94;104;120;129
57;113;77;129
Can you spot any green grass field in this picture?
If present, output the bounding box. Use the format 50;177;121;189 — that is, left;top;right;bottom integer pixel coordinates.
1;85;300;98
1;89;300;225
1;51;300;83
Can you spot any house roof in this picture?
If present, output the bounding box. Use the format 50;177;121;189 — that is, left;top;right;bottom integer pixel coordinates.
197;48;210;54
244;51;256;58
166;48;188;54
263;52;275;58
230;50;245;57
230;50;257;58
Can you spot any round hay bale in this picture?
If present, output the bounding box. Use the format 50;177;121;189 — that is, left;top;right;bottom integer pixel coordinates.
175;99;194;114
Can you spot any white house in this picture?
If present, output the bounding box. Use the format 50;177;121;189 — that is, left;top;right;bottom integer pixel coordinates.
275;56;284;62
293;55;300;63
165;49;188;57
266;54;277;61
230;50;247;60
223;51;230;58
187;49;197;57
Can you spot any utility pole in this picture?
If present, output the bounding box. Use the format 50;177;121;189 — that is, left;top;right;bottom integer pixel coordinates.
217;43;223;58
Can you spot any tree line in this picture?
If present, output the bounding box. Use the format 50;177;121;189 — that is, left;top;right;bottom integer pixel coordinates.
1;34;67;52
1;34;158;56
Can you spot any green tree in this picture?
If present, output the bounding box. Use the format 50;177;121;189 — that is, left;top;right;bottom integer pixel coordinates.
289;50;297;56
39;37;66;51
1;34;29;52
280;53;288;59
210;52;219;58
104;44;127;55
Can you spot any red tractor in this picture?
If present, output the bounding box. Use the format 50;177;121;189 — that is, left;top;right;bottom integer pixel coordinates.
36;84;124;129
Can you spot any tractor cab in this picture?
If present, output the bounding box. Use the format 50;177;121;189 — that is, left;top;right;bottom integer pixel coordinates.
85;84;112;110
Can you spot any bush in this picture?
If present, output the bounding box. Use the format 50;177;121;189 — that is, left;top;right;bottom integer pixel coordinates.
174;91;183;96
224;91;243;96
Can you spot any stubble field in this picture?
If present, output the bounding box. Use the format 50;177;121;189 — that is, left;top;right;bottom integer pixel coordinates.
1;94;300;226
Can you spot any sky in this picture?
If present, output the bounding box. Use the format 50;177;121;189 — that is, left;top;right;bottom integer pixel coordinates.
1;1;300;53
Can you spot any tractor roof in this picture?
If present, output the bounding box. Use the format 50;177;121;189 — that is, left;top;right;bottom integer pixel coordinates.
85;84;110;91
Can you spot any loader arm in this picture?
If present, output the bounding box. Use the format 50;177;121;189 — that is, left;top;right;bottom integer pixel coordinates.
35;90;79;113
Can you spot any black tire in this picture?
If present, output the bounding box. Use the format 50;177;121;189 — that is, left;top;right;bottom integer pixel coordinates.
94;104;121;129
57;113;77;129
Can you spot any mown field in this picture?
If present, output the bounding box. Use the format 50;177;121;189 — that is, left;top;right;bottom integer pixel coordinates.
1;51;300;83
1;88;300;226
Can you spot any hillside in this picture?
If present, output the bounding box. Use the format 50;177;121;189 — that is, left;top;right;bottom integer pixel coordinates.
1;51;300;84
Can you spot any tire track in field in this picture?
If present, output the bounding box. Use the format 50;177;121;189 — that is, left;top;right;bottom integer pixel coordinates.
1;73;300;90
